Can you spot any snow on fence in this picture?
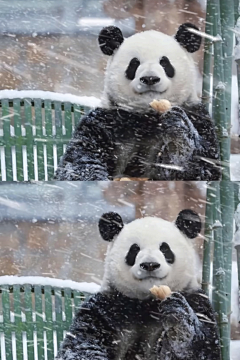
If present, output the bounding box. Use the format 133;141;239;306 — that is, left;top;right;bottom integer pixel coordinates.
0;276;100;293
0;90;101;108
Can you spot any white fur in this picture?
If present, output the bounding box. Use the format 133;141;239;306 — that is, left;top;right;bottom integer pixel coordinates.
102;30;200;112
101;217;199;299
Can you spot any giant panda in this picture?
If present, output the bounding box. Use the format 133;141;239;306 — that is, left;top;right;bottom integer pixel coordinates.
57;210;221;360
55;23;221;181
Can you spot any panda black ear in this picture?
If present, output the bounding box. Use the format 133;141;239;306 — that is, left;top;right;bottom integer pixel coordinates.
98;26;124;56
175;209;201;239
99;212;124;242
175;23;202;53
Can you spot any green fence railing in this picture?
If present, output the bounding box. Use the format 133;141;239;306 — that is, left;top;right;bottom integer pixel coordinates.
0;96;91;181
0;282;90;360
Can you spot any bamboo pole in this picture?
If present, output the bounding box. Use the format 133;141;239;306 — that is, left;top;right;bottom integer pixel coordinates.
202;185;214;296
211;0;228;180
202;1;214;113
234;182;240;320
220;181;234;333
235;2;240;124
220;0;235;120
234;0;240;23
211;182;230;359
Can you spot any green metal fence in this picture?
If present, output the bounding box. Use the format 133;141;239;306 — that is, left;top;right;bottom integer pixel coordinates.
0;98;90;181
0;283;89;360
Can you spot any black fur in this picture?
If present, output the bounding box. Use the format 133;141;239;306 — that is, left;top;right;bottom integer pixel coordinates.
125;244;141;266
175;23;202;53
160;56;175;78
99;212;124;241
160;242;175;264
56;288;221;360
125;58;141;80
98;26;124;56
55;103;221;181
176;209;202;239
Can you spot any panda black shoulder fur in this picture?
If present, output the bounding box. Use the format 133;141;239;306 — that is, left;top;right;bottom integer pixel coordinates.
55;23;220;181
57;210;221;360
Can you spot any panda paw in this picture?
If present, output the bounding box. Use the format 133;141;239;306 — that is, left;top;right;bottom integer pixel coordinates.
158;293;201;356
159;292;198;335
158;106;198;140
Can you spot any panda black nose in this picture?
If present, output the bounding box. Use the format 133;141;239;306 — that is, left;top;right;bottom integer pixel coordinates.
140;262;160;272
140;76;160;86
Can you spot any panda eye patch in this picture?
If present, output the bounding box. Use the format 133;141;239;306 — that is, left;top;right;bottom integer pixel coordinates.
160;242;175;264
125;243;140;266
160;56;175;78
125;58;140;80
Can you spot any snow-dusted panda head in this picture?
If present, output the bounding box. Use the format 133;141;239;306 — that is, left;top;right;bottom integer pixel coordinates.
98;210;201;300
98;23;202;112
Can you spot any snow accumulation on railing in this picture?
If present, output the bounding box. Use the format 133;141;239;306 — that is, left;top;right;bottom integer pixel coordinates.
0;276;100;293
0;90;101;108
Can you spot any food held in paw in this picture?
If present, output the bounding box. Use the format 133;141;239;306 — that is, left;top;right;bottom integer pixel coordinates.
150;285;172;299
149;99;171;113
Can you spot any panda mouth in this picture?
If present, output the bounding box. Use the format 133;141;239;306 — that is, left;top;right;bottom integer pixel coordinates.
137;275;167;281
135;89;167;95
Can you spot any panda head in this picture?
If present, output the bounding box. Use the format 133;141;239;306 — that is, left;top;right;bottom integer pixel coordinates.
98;210;201;299
98;23;202;112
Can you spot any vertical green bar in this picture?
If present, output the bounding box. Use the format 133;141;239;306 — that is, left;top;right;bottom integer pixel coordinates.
44;101;54;180
83;107;90;119
34;286;44;360
202;186;214;296
73;291;85;314
2;100;13;181
73;104;82;131
220;0;235;131
13;99;24;181
24;99;34;181
63;289;73;332
54;289;63;351
202;1;214;113
64;103;72;141
220;181;234;335
0;100;2;181
44;286;54;360
34;99;45;181
212;183;223;312
13;285;23;360
23;285;34;360
211;0;229;180
54;102;63;165
212;182;229;360
1;286;13;360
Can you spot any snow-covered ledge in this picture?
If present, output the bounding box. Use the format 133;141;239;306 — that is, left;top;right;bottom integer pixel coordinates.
0;276;100;294
0;90;101;108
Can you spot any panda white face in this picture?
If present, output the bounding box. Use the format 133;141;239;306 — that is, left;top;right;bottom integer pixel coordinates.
99;211;201;300
98;24;202;112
